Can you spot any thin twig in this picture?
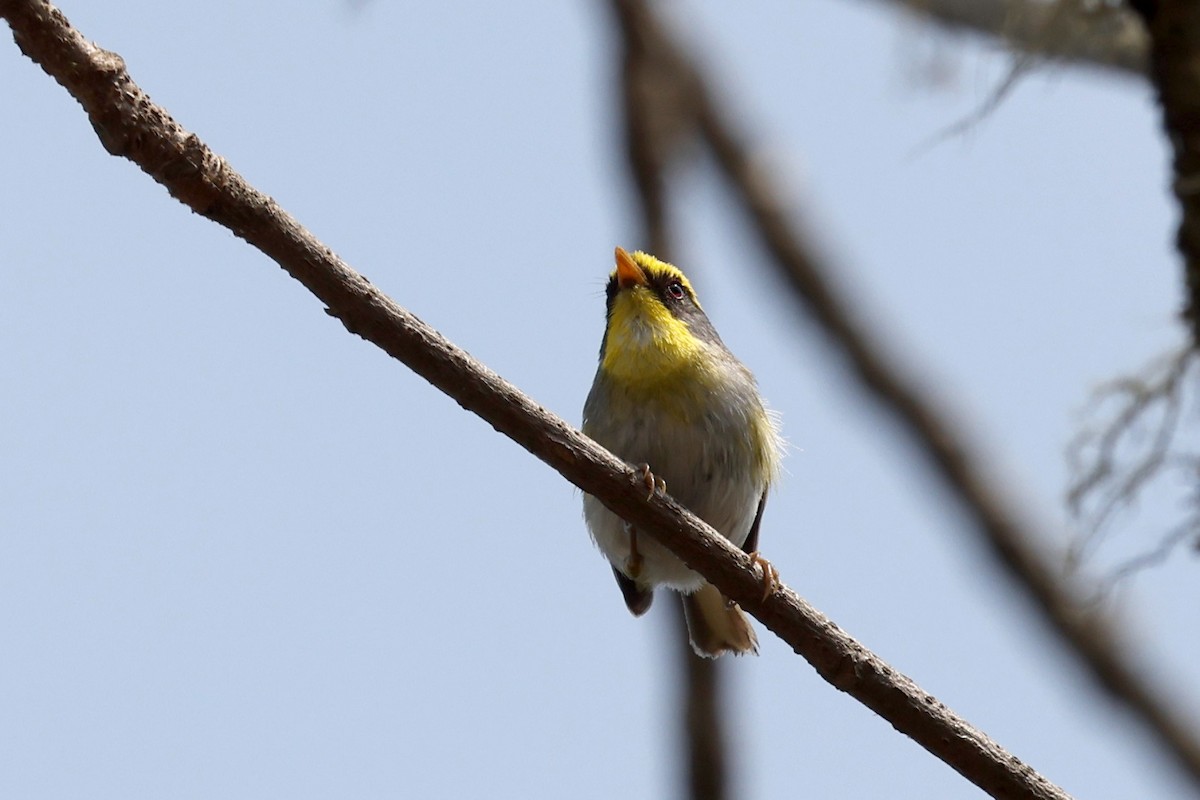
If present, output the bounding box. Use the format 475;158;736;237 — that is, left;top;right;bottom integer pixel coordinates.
872;0;1148;77
1091;520;1199;600
907;52;1037;158
608;0;1200;789
1067;348;1196;569
2;1;1076;797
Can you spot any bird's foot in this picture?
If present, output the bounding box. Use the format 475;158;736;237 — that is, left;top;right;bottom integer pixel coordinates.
748;551;780;601
637;463;667;501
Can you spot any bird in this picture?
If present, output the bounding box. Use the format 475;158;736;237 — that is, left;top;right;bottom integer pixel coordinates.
582;246;783;658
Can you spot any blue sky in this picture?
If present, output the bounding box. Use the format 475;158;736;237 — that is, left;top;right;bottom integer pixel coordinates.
2;2;1195;798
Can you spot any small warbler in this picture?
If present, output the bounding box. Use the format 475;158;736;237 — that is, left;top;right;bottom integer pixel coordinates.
583;247;783;658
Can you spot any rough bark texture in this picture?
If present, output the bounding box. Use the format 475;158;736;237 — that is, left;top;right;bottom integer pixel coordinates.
1;0;1165;797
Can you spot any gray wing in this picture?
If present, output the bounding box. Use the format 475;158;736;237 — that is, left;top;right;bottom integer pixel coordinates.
741;489;769;554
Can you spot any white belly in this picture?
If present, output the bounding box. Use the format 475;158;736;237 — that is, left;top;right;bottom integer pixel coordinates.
582;394;765;590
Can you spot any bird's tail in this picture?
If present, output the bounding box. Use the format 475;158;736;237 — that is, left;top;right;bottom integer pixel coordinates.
681;582;758;658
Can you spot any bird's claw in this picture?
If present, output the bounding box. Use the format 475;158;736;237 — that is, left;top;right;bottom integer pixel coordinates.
638;463;667;501
748;551;780;601
623;465;664;579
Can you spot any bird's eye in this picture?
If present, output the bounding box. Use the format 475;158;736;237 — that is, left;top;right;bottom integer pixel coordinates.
666;282;686;301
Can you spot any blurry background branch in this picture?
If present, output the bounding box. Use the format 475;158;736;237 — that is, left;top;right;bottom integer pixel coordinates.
866;0;1200;347
1068;348;1196;568
613;8;732;799
871;0;1148;76
1067;347;1200;595
1063;0;1200;584
1131;1;1200;347
610;0;1200;788
1;1;1082;796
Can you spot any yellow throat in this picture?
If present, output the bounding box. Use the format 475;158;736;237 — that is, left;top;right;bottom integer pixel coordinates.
600;249;716;393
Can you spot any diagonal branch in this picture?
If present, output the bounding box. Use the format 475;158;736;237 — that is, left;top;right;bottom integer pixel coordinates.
607;0;1200;788
2;1;1076;797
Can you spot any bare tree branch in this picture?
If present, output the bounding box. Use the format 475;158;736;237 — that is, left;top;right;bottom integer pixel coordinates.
870;0;1148;76
1133;1;1200;347
616;0;691;262
1066;347;1200;600
14;0;1185;796
669;611;730;800
0;0;1129;796
607;0;1200;789
1067;347;1197;570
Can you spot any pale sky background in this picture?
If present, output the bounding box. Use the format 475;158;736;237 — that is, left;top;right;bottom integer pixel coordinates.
2;2;1197;798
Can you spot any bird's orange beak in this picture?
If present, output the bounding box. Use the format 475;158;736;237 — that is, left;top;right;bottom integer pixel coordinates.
615;247;647;290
